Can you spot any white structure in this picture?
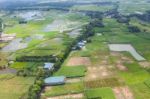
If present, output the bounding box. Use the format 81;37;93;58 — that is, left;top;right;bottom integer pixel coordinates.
44;63;54;70
108;44;146;61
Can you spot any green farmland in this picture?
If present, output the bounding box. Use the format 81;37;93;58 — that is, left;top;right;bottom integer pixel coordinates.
0;0;150;99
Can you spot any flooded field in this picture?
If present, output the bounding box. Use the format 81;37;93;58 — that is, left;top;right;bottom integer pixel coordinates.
44;19;81;32
18;11;42;21
2;38;28;52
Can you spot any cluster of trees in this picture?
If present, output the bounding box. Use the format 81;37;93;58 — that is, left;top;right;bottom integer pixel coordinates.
27;68;46;99
86;11;103;19
115;15;130;24
130;11;150;22
16;55;56;62
128;25;141;33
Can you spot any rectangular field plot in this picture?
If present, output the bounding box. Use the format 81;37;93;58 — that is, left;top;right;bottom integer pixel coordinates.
85;87;115;99
0;76;35;99
54;66;86;78
85;78;123;89
42;82;84;97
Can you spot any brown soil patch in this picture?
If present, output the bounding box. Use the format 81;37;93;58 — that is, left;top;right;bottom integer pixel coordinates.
47;93;84;99
139;61;150;68
66;78;82;83
84;66;114;81
116;61;128;71
111;52;121;57
0;33;16;41
0;68;17;74
67;57;91;66
113;86;134;99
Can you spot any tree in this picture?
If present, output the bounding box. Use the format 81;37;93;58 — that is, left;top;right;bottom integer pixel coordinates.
128;26;141;33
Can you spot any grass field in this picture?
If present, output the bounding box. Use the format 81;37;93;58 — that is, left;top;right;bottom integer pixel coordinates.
0;75;35;99
71;4;114;12
144;78;150;88
43;82;84;97
10;62;43;70
131;83;150;99
54;65;87;78
85;87;116;99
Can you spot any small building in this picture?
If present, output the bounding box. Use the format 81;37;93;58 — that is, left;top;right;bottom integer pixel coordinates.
44;76;66;86
44;63;54;70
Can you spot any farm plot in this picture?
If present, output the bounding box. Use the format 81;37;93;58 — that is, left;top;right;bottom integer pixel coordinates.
42;82;84;98
2;38;28;52
113;86;134;99
131;83;150;99
0;68;17;74
85;78;123;89
118;62;150;85
46;93;84;99
144;78;150;88
110;52;134;71
85;87;116;99
0;76;35;99
54;65;86;78
0;52;8;67
10;62;43;70
85;66;115;81
108;44;146;61
71;4;114;12
44;19;80;32
66;57;91;66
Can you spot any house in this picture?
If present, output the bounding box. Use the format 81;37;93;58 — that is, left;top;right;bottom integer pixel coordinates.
44;76;66;86
44;63;54;70
77;40;87;49
72;40;87;50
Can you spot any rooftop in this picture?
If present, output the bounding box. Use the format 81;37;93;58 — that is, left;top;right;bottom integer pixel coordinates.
44;76;66;85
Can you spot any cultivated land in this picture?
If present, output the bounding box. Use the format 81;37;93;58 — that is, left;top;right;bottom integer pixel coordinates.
0;10;89;99
42;17;150;99
0;0;150;99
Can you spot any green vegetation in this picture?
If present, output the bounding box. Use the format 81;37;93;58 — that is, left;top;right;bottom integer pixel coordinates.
85;78;122;88
1;1;150;99
71;4;114;12
131;83;150;99
118;63;150;85
10;62;43;70
0;76;35;99
85;87;115;99
144;78;150;88
43;82;84;97
54;65;86;78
